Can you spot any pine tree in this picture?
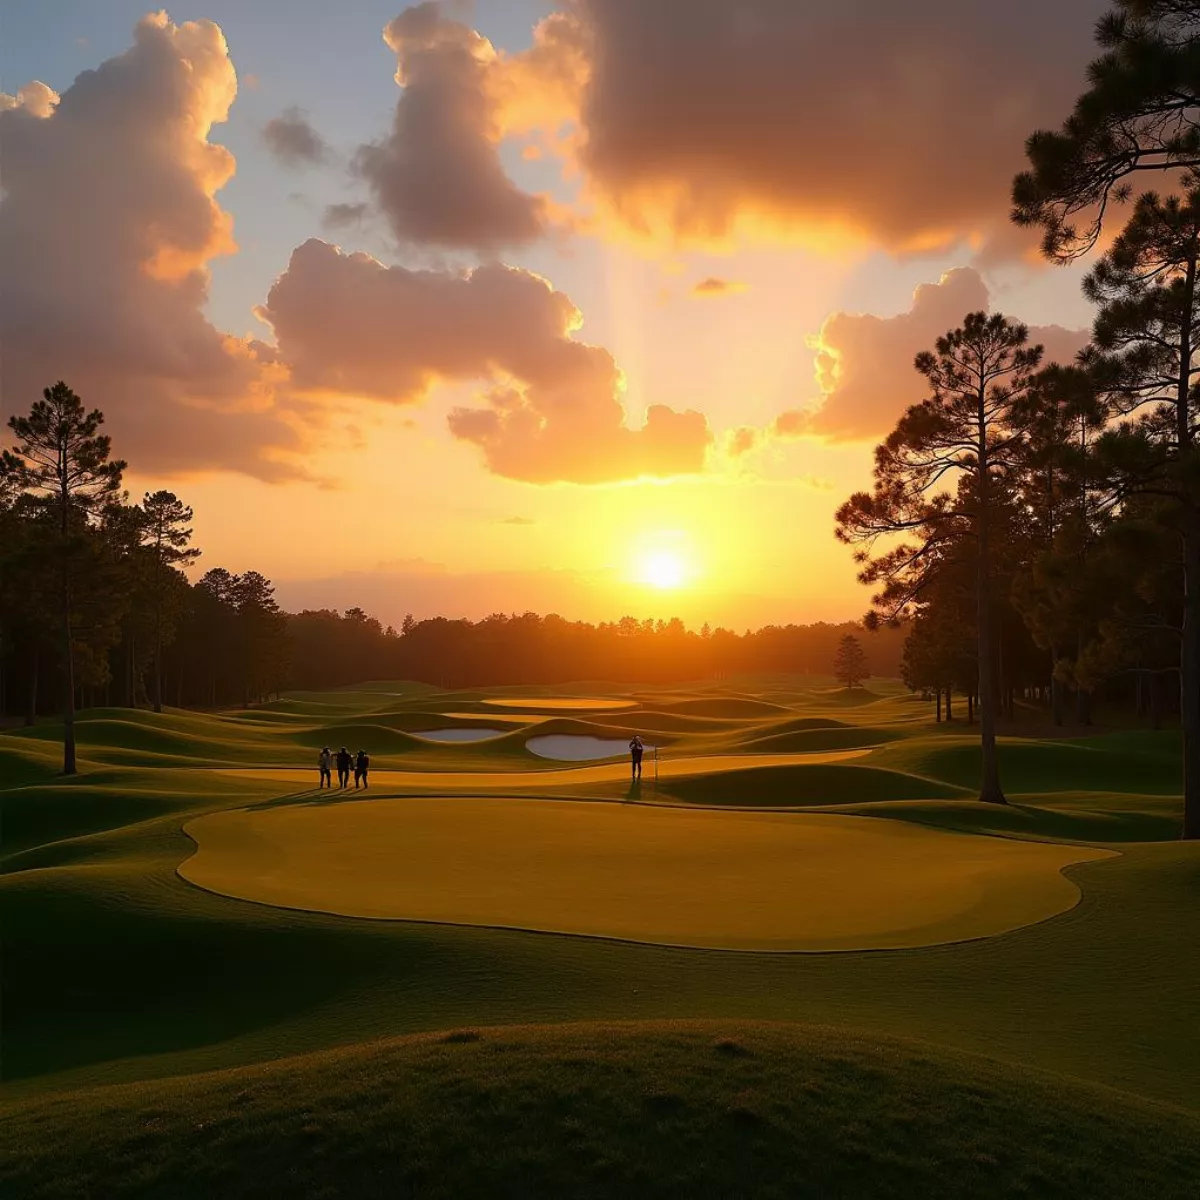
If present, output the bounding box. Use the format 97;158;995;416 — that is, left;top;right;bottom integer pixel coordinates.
833;634;869;689
1013;2;1200;260
1082;186;1200;837
1;383;125;774
837;313;1043;805
139;491;201;713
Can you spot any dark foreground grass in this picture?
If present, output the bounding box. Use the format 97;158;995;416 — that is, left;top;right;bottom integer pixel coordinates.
5;1022;1198;1200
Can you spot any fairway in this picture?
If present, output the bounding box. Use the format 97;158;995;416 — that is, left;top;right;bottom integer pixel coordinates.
3;674;1196;1199
182;797;1113;950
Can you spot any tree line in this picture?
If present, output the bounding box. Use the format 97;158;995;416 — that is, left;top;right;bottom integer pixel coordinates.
0;393;906;773
839;0;1200;835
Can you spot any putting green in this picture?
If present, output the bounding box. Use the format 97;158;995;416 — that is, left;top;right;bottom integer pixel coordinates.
482;697;636;710
181;798;1114;951
214;750;870;791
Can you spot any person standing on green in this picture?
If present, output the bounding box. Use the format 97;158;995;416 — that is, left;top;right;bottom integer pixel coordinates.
629;735;644;781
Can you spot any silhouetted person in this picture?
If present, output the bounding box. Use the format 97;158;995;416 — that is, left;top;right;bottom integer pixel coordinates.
629;734;644;780
318;746;332;789
336;746;352;788
355;749;370;789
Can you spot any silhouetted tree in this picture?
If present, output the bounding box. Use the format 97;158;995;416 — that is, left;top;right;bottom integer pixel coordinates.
837;314;1044;804
1080;185;1200;836
833;634;869;689
1013;2;1200;260
2;384;125;773
139;491;201;713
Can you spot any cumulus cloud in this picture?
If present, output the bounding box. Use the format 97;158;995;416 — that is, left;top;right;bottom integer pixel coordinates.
257;238;711;483
353;3;548;251
0;14;306;480
773;268;1089;443
693;277;747;298
263;106;330;166
501;0;1106;253
726;427;759;457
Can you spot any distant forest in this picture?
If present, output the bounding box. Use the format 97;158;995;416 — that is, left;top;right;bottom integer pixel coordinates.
0;382;1180;741
0;392;909;721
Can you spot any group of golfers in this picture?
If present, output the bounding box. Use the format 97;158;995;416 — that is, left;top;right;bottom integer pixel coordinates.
318;746;370;789
317;735;647;790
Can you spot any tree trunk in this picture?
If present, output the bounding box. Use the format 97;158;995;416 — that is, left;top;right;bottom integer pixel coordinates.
153;603;163;714
60;579;76;776
945;689;953;722
967;692;974;724
935;689;942;723
976;470;1006;804
25;648;38;726
1182;515;1200;839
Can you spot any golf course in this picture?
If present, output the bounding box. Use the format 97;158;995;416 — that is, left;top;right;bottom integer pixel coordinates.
2;675;1197;1197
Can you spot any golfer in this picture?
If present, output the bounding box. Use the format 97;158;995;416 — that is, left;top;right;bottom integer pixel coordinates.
318;746;332;789
336;746;352;788
629;734;644;780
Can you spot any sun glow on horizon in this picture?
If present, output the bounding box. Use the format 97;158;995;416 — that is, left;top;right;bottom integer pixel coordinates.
638;549;687;590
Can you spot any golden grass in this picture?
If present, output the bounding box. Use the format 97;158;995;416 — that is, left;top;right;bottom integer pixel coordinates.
212;750;870;791
482;697;637;710
181;798;1114;952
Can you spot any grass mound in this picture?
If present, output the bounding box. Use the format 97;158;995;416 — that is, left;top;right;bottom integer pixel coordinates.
660;697;793;718
740;725;906;754
4;1021;1196;1200
888;735;1182;795
665;763;967;807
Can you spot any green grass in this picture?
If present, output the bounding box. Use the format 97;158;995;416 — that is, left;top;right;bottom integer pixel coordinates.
4;1022;1198;1200
1;675;1196;1194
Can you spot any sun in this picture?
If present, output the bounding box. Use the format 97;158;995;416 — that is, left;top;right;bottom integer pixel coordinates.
639;550;686;589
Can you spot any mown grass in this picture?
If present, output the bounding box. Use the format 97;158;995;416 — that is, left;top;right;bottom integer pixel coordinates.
4;1023;1198;1200
1;674;1196;1196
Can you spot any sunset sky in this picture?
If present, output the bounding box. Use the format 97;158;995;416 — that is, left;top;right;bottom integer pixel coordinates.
0;1;1109;628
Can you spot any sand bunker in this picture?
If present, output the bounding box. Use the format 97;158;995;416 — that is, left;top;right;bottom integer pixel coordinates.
483;698;636;711
526;735;656;761
182;798;1113;952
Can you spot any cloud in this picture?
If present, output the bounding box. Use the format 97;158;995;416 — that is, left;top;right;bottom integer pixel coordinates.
693;277;748;297
726;427;759;457
503;0;1106;254
772;268;1089;443
353;3;548;251
0;14;307;481
323;201;371;229
257;238;712;484
499;516;536;526
263;106;330;166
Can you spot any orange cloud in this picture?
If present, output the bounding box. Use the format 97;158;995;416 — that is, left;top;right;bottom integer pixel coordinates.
726;427;760;457
352;4;549;251
0;14;307;481
774;268;1089;443
693;277;748;298
257;239;712;484
501;0;1104;254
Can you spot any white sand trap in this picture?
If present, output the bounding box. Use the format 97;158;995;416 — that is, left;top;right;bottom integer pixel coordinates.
416;728;505;743
182;798;1114;952
215;750;870;792
483;697;636;711
527;735;656;761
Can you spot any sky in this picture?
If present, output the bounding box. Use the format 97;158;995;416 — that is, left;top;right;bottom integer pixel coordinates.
0;0;1111;629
